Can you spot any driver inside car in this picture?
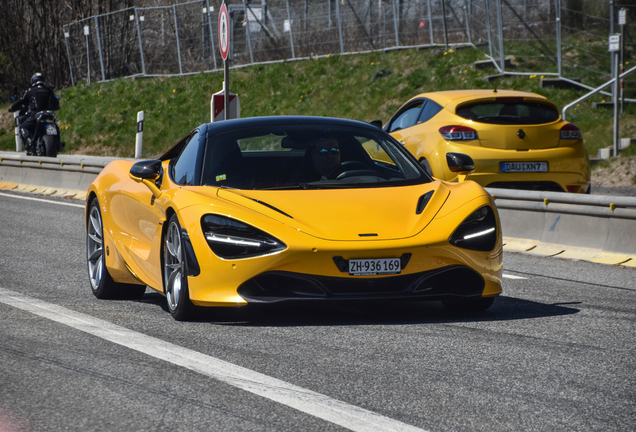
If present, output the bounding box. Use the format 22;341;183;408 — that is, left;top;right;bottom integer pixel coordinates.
311;134;341;180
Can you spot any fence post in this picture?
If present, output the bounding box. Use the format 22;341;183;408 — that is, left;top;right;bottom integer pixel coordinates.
84;24;91;85
286;0;296;59
496;0;505;71
556;0;562;77
135;111;144;159
173;5;183;74
464;4;472;45
205;0;218;71
484;0;494;59
14;112;23;152
391;0;399;47
441;0;448;50
134;8;146;75
336;0;344;53
63;26;75;87
427;0;433;44
94;16;106;82
243;0;254;63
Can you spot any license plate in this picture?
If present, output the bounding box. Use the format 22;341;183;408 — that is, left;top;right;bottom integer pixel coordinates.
500;161;547;172
348;258;401;276
46;125;57;135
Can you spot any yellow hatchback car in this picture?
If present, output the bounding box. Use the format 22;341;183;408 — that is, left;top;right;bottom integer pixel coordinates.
384;89;591;193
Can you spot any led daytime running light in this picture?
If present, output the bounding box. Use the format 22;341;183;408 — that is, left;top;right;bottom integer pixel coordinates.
463;227;495;240
205;233;263;247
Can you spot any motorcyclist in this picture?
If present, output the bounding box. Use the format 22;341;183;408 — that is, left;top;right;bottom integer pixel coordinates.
8;73;60;154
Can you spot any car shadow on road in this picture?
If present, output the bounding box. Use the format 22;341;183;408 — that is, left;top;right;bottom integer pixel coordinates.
139;294;580;326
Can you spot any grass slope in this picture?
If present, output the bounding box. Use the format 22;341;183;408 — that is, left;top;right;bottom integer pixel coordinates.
1;46;635;163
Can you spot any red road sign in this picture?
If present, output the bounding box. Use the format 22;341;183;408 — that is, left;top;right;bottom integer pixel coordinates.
219;4;229;61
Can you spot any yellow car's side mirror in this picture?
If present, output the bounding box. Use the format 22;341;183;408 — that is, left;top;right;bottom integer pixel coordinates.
129;159;163;198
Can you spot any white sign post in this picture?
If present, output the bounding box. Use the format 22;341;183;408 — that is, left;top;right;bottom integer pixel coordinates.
609;34;621;157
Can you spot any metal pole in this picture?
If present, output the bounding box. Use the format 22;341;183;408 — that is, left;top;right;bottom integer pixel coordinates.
391;0;399;47
427;0;433;44
243;0;254;63
464;4;472;45
173;5;183;74
134;8;146;75
496;0;505;71
441;0;448;50
620;9;625;113
94;17;106;81
205;0;218;70
286;0;296;59
613;51;620;157
610;0;614;78
556;0;562;77
484;0;494;60
84;25;91;85
63;26;75;87
336;0;344;53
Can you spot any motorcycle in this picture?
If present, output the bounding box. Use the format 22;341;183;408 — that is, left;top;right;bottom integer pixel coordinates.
10;94;65;158
25;110;65;157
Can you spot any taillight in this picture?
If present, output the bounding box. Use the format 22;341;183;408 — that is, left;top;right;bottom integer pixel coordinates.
439;125;478;141
560;123;581;139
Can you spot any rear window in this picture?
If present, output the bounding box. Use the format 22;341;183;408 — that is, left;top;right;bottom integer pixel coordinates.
456;101;559;125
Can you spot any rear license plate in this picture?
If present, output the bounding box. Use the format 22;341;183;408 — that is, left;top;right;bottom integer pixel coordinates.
500;161;547;172
349;258;401;276
46;125;57;135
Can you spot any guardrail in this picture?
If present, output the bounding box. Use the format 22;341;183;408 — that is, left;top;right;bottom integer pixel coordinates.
1;151;634;266
487;187;636;266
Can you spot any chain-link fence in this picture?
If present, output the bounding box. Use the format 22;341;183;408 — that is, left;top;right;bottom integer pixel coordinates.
62;0;635;87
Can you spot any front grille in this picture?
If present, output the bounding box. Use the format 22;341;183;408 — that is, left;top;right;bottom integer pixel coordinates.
237;265;485;303
487;181;565;192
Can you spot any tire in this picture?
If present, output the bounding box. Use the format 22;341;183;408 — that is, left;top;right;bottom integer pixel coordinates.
442;297;495;313
43;135;58;157
87;199;147;300
419;159;433;177
163;214;197;321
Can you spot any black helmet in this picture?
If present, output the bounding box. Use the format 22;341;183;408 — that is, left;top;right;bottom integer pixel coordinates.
30;72;44;87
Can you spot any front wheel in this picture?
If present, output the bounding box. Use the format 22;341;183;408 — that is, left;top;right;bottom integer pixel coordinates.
43;135;58;157
87;199;146;299
163;214;197;321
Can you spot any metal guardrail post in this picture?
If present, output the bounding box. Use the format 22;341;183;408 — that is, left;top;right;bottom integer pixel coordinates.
14;113;23;152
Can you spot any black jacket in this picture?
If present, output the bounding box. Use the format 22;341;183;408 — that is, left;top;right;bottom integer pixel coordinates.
9;84;59;115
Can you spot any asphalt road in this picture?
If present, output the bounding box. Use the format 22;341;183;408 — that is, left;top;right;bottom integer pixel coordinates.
0;191;634;432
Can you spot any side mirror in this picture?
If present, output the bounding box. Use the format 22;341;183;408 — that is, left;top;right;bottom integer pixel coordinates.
129;159;163;197
369;120;383;129
446;153;475;181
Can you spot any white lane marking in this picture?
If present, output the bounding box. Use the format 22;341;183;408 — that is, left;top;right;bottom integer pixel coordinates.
503;274;527;280
0;288;427;432
0;192;84;208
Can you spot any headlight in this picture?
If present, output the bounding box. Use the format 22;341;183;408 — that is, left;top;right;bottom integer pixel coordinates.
449;206;497;251
202;215;286;259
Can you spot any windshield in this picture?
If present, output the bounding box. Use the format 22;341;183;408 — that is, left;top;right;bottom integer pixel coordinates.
201;124;427;190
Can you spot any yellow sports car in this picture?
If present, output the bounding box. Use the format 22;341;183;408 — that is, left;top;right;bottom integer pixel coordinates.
384;89;591;193
86;116;502;321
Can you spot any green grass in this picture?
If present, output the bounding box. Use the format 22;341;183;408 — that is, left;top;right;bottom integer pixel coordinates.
1;45;634;159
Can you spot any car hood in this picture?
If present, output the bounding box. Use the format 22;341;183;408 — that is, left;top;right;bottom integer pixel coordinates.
215;184;450;241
